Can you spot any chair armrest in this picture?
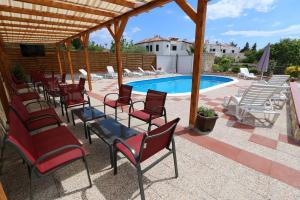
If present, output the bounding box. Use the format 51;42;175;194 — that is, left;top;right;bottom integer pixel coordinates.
28;114;60;125
32;144;85;170
104;93;119;103
129;100;145;113
113;138;138;160
25;100;50;110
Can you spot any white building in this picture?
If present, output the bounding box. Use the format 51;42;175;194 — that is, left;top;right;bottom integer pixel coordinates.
204;40;244;60
135;35;193;56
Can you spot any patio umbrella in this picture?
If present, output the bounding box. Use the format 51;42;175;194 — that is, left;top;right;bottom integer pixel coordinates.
257;43;270;80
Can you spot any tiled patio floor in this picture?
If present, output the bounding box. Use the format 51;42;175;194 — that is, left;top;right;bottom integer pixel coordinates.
1;74;300;200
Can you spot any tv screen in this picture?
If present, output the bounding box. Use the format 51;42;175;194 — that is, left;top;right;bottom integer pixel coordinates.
20;44;45;57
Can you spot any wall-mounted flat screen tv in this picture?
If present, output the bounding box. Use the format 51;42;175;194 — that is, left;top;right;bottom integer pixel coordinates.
20;44;45;57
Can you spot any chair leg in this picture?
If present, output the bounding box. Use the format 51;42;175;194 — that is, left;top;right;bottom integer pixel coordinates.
71;111;75;126
136;164;145;200
60;101;64;116
27;166;33;200
0;135;7;174
128;115;131;128
109;146;114;169
104;104;106;115
83;156;92;188
164;114;167;123
65;106;70;122
115;108;117;121
113;149;118;175
87;126;92;144
148;120;152;132
171;139;179;178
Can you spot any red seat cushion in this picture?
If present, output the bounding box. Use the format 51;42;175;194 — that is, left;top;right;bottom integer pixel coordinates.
18;92;40;101
27;108;62;130
104;100;128;108
129;110;161;122
116;133;145;165
32;126;85;174
65;99;86;107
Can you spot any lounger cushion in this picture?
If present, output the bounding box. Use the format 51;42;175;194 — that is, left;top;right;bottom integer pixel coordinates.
18;92;40;101
32;126;85;174
116;133;145;165
129;110;161;122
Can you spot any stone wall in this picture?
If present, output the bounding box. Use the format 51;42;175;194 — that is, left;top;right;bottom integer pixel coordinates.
289;83;300;141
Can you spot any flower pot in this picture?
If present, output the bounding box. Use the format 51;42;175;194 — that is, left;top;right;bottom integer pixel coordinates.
195;113;218;132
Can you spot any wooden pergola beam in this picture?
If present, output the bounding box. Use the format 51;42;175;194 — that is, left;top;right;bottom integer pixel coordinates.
0;5;103;24
189;0;208;126
79;33;92;91
15;0;118;18
107;17;128;87
0;22;82;32
0;32;71;38
102;0;137;8
175;0;197;23
56;45;63;75
64;41;75;83
0;28;75;35
62;0;173;42
0;16;92;29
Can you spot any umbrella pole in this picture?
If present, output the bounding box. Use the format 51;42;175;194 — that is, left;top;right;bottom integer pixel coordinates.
261;71;264;80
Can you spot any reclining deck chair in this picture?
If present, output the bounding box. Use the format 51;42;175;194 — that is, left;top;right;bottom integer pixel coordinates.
223;84;281;124
104;84;133;120
79;68;103;80
238;68;257;79
106;66;118;78
11;95;61;131
113;118;180;200
0;111;92;199
128;89;167;131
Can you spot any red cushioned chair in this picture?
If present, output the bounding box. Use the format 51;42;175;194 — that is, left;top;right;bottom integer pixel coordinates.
59;73;66;85
128;89;167;131
10;95;61;131
0;110;92;199
43;77;60;107
59;78;90;122
11;74;30;90
11;81;40;102
104;84;133;120
113;118;180;200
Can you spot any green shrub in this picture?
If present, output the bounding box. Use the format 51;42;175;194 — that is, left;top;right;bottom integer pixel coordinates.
11;64;26;81
231;66;240;73
285;66;300;78
197;106;216;117
249;67;258;74
212;64;220;72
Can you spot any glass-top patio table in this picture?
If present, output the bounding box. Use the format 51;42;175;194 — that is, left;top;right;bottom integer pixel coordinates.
87;118;139;168
71;106;106;139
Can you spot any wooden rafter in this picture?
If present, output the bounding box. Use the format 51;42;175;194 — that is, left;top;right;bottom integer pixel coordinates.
15;0;118;18
0;32;72;37
62;0;173;42
0;5;103;24
175;0;197;23
0;28;75;35
0;22;82;32
101;0;137;8
0;16;92;29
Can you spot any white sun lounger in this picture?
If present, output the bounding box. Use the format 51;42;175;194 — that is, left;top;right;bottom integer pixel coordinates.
79;68;103;80
106;66;118;78
138;67;156;76
223;84;281;124
124;68;143;77
238;68;257;79
150;65;166;75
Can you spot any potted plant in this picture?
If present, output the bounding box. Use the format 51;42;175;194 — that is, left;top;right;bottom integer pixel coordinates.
195;106;218;132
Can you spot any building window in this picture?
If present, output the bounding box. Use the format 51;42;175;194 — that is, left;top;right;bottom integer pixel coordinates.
223;49;226;53
150;45;153;52
156;44;159;51
146;45;149;52
171;45;177;51
166;44;169;48
232;50;235;53
213;49;216;52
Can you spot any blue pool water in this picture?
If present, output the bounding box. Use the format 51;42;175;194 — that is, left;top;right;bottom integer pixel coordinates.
126;75;234;94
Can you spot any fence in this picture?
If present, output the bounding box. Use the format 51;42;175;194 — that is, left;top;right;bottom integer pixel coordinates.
5;47;156;74
156;53;215;74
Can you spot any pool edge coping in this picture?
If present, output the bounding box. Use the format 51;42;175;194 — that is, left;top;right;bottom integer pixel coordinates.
124;74;239;96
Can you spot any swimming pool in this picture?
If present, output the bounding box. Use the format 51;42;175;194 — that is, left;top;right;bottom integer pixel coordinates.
126;75;237;96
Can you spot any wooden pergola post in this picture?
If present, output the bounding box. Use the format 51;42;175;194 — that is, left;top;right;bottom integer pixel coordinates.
80;33;92;91
107;17;128;87
56;44;63;75
175;0;208;126
0;74;9;119
64;41;75;83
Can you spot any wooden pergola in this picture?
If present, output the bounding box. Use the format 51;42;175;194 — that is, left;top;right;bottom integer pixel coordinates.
0;0;208;127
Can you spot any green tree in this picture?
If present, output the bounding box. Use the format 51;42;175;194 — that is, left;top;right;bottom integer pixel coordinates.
240;42;250;52
71;38;82;50
88;41;105;52
110;37;146;53
251;43;257;51
230;41;237;47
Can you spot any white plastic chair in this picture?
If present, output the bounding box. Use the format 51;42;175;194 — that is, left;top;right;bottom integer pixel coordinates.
238;68;257;79
79;68;103;80
150;65;166;75
138;67;155;76
124;68;142;77
106;66;118;78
